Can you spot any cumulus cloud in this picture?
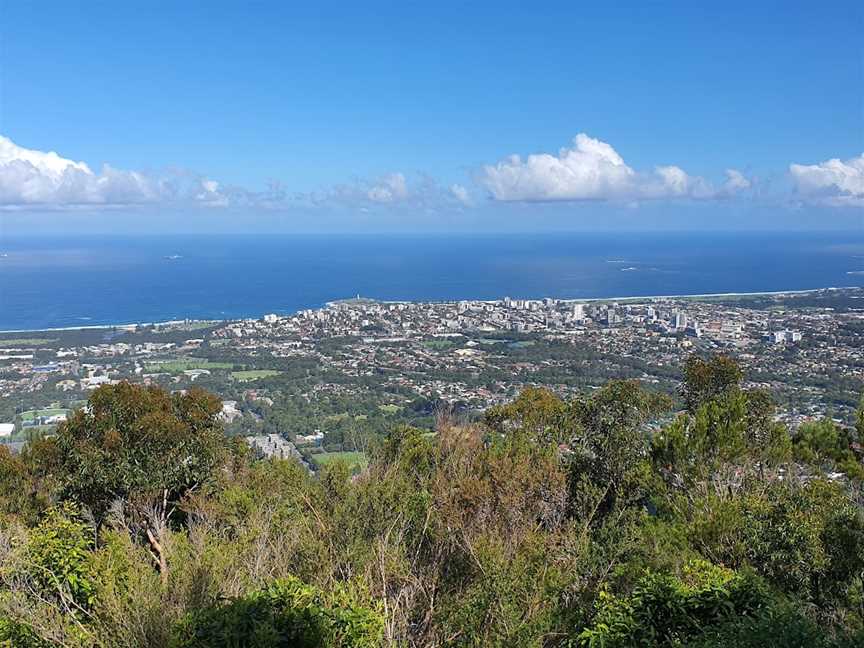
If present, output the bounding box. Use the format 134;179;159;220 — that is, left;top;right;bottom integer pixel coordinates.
790;153;864;207
450;183;473;206
4;131;783;215
302;171;471;213
366;172;409;203
479;133;748;203
0;135;227;209
722;168;751;193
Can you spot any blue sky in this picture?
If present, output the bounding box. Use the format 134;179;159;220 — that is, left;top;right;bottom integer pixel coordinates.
0;1;861;232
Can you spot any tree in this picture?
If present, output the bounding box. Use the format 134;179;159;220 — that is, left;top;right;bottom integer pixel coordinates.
857;395;864;439
652;388;791;487
484;387;568;445
568;380;671;518
1;369;863;646
681;355;743;413
0;446;32;519
793;418;863;480
53;383;234;581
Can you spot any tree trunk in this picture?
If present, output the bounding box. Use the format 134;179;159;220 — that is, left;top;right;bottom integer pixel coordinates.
146;527;168;585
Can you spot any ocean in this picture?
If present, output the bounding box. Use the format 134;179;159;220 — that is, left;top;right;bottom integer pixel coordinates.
1;231;862;331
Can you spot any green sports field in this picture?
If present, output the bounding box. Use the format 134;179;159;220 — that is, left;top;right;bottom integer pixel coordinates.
310;451;368;471
232;370;282;382
144;359;234;373
19;407;69;421
0;338;58;347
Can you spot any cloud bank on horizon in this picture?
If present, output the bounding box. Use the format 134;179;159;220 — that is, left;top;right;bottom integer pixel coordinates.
0;135;228;209
0;133;861;212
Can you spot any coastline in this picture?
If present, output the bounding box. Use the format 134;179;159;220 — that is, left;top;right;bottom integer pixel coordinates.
1;285;859;335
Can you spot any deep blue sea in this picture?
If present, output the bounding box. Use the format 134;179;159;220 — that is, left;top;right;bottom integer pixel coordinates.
1;232;863;331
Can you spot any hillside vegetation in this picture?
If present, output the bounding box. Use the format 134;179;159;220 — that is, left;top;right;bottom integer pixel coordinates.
1;355;863;647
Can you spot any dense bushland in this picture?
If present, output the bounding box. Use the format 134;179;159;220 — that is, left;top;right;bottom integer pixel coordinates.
1;355;863;647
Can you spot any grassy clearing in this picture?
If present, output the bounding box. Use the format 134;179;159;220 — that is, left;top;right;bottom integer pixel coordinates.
145;358;234;373
422;340;456;350
323;413;350;423
378;404;403;414
323;413;368;424
0;338;58;346
310;451;368;471
232;369;282;382
154;321;218;333
18;425;57;434
20;408;69;421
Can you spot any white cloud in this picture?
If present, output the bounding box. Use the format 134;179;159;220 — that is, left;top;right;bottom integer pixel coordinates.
366;172;408;203
304;171;472;212
3;132;779;215
479;133;746;203
722;168;751;193
790;153;864;207
450;183;473;206
0;135;227;209
0;135;92;177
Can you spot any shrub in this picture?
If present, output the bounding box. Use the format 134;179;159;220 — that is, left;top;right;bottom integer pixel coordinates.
576;560;768;647
170;576;383;648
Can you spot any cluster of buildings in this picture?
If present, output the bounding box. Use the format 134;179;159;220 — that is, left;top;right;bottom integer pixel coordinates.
201;290;862;420
1;289;863;444
225;297;800;346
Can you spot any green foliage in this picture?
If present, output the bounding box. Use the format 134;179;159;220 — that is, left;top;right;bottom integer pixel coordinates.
577;560;768;647
484;386;568;444
24;504;97;611
0;356;863;647
375;424;437;477
793;418;864;480
683;605;864;648
857;395;864;438
566;380;670;517
170;576;383;648
54;382;232;521
0;618;51;648
652;388;791;484
690;479;864;609
0;445;33;519
653;394;748;474
435;535;569;647
0;505;97;647
681;354;743;413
